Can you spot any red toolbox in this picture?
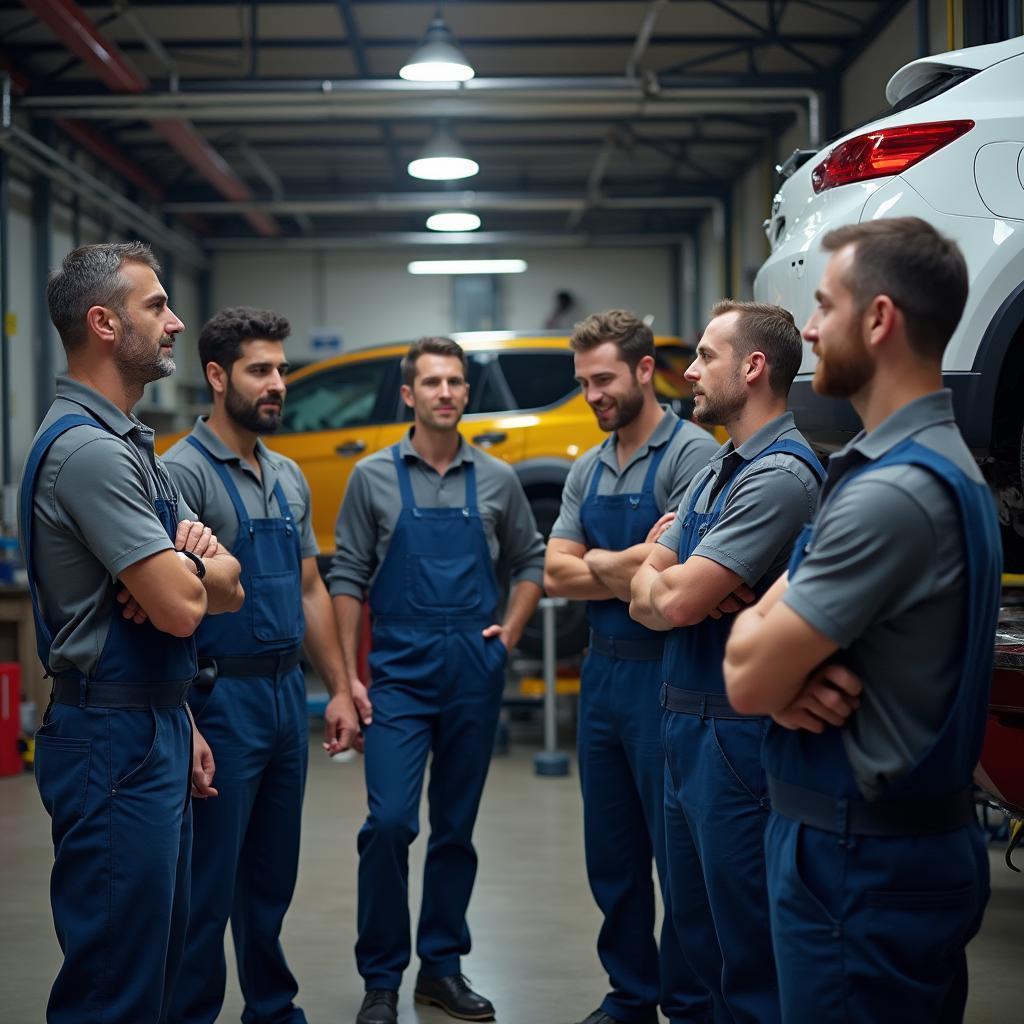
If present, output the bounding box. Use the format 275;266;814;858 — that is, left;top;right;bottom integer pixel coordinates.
0;662;21;777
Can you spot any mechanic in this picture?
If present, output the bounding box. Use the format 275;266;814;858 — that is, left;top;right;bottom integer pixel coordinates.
544;309;717;1024
630;301;823;1024
163;308;364;1024
21;242;243;1024
328;336;545;1024
724;217;1000;1023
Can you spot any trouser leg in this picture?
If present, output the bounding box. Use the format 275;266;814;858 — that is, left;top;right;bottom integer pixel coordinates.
356;681;434;990
416;630;505;978
36;704;191;1024
234;668;309;1024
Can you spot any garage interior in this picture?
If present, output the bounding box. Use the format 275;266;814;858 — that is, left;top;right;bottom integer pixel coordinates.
1;2;1024;1022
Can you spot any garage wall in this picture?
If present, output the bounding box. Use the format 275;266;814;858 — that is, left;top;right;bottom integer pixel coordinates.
212;244;677;360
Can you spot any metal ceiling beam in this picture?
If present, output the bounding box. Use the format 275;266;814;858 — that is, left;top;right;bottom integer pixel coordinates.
7;33;857;54
17;0;279;236
203;230;712;252
162;191;726;216
18;77;822;144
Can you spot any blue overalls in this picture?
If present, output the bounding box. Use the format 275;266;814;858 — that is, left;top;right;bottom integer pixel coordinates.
21;413;197;1024
168;436;307;1024
763;439;1001;1024
661;440;824;1024
578;423;710;1024
356;446;508;990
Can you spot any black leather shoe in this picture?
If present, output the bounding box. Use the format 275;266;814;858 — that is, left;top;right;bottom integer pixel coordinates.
356;989;398;1024
414;974;495;1021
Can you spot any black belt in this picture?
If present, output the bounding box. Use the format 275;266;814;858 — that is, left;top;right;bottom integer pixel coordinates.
200;649;301;680
768;776;977;838
660;683;761;720
589;631;664;661
51;676;191;710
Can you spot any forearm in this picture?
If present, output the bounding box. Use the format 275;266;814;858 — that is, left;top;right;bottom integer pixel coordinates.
331;593;365;685
502;580;543;647
629;563;674;631
543;550;612;600
303;580;351;699
200;551;244;614
586;543;655;602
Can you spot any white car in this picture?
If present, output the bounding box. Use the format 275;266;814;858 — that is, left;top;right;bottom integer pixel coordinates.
755;37;1024;568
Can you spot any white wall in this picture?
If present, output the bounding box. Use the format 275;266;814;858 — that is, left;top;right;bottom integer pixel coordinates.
213;244;678;358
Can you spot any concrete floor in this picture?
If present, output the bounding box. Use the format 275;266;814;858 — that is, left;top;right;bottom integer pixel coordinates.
2;723;1023;1023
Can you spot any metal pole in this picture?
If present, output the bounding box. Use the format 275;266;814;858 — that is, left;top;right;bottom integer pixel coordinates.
534;596;569;777
0;150;10;500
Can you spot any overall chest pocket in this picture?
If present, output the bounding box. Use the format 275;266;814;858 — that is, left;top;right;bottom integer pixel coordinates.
250;571;303;643
406;554;482;613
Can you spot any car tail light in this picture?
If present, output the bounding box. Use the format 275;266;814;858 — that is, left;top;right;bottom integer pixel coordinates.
811;120;974;193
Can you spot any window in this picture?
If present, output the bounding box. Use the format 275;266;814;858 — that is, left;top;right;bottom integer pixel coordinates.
495;351;576;410
278;359;396;433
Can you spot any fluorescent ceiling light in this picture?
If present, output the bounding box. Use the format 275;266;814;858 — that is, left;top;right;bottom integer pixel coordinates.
426;211;481;232
408;259;528;275
399;16;475;82
408;123;479;181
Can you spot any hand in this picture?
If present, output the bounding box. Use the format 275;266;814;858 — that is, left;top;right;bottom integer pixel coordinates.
482;623;514;651
771;664;863;733
175;519;219;559
191;725;218;798
644;511;677;545
707;582;757;619
116;585;149;624
322;693;363;756
350;677;373;729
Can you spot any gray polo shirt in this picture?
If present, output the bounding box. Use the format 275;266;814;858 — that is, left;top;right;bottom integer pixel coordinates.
327;429;546;600
163;417;318;559
20;376;193;676
549;408;719;544
657;412;821;588
782;390;979;801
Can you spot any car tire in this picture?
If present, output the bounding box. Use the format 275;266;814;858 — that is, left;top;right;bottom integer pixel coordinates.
517;492;589;661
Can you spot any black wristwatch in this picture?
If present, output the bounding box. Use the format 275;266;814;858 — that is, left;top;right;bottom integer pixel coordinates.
177;548;206;579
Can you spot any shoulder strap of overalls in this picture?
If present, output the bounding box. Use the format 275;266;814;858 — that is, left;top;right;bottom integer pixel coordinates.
641;417;685;494
710;437;825;518
20;413;107;670
585;439;611;500
186;434;250;524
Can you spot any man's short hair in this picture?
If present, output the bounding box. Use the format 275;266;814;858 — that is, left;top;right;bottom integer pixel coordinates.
401;336;467;386
570;309;654;372
709;299;803;397
821;217;968;361
46;241;160;352
198;307;291;385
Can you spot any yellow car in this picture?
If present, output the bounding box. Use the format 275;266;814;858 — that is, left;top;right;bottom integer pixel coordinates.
162;331;700;655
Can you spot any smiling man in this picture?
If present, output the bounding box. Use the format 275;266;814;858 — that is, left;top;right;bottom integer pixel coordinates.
724;218;1001;1023
544;310;717;1024
630;301;824;1024
164;308;364;1024
329;336;544;1024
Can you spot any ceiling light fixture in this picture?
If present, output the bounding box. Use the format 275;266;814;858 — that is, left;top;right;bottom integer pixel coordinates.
399;14;475;82
408;259;527;275
426;211;481;232
407;123;479;180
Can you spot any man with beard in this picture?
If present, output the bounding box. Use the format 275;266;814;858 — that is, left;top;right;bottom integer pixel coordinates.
544;310;717;1024
724;219;1000;1024
630;301;825;1024
20;243;242;1023
164;307;364;1024
329;336;544;1024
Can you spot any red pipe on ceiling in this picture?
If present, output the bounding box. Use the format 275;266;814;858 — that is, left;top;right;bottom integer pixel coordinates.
21;0;280;236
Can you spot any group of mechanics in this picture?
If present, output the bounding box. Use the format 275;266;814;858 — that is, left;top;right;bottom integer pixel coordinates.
21;213;999;1024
